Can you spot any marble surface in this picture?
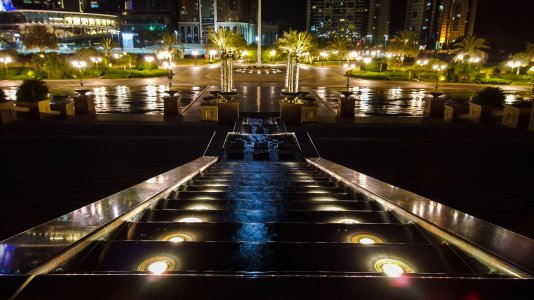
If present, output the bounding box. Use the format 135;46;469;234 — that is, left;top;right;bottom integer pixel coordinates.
0;156;218;274
308;157;534;277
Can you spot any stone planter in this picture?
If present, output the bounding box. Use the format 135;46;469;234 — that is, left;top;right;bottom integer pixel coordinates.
337;97;355;117
468;103;503;124
200;101;239;124
216;102;239;124
51;101;75;120
280;102;317;125
423;93;446;117
201;104;218;122
444;104;469;122
502;104;531;128
0;101;17;124
16;100;60;120
163;96;182;115
74;96;96;114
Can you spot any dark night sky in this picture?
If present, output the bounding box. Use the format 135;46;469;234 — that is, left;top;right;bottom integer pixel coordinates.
263;0;534;53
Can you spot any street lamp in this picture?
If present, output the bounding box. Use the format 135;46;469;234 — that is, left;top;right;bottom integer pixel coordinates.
507;60;522;75
269;50;276;64
162;61;175;87
0;56;12;78
320;51;328;66
432;64;447;90
416;59;428;80
90;56;102;72
241;50;249;63
192;50;199;65
209;50;217;62
343;63;353;91
145;56;155;63
71;60;87;87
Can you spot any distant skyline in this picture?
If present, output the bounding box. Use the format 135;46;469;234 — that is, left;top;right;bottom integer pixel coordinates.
263;0;533;53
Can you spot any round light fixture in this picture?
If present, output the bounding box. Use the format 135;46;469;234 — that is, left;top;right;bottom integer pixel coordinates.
188;205;211;211
351;234;383;244
374;259;413;277
138;256;176;274
163;233;192;243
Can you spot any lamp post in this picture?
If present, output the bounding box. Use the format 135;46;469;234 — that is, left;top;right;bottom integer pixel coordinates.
507;60;521;75
241;50;249;63
144;56;155;64
416;59;428;80
0;57;12;78
163;61;175;87
320;51;328;66
269;50;276;64
209;50;217;62
90;56;102;72
192;50;199;65
72;60;87;87
432;64;447;90
343;63;352;91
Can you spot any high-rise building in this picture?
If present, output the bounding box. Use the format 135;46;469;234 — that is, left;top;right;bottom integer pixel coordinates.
177;0;278;46
306;0;371;40
366;0;390;44
405;0;477;50
2;0;64;11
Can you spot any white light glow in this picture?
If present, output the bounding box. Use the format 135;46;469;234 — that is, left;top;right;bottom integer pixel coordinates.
177;217;202;223
147;261;169;274
382;263;405;277
337;218;359;224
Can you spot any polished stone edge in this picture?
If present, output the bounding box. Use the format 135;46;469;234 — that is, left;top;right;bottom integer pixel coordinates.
0;156;218;274
307;157;534;278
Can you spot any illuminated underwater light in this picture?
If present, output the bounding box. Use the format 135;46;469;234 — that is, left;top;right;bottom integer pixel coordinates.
177;217;203;223
374;259;413;277
351;234;383;244
163;233;192;243
138;256;176;274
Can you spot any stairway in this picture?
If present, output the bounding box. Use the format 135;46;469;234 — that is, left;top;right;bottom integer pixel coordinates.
67;159;498;278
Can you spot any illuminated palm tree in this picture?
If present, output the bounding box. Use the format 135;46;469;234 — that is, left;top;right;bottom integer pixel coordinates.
22;26;58;53
387;30;419;64
100;38;115;61
208;29;245;93
453;36;490;63
161;32;185;62
276;30;315;93
327;36;350;66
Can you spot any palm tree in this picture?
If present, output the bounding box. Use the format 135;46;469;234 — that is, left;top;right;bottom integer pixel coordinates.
276;30;315;93
387;30;419;65
208;29;244;93
327;36;350;66
100;38;115;61
453;36;490;63
22;26;58;52
161;32;184;62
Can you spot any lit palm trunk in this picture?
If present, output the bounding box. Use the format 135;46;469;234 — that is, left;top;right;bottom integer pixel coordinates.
220;52;234;93
284;53;299;93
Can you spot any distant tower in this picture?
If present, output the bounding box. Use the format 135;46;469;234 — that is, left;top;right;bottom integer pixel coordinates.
306;0;371;40
405;0;478;50
367;0;390;45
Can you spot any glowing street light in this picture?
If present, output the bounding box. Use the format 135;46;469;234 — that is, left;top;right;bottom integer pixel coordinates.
269;49;276;64
144;56;155;63
343;63;353;91
192;50;199;65
71;60;87;87
320;51;328;66
432;64;447;90
363;57;372;64
0;56;12;78
416;59;429;67
209;49;217;62
89;56;102;72
507;60;522;75
241;50;249;63
162;61;175;87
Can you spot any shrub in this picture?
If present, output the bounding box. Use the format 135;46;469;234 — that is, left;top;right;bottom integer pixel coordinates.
16;79;49;102
348;71;388;80
471;87;505;108
360;62;386;72
473;77;511;85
